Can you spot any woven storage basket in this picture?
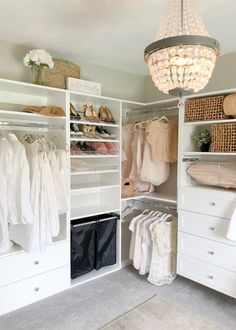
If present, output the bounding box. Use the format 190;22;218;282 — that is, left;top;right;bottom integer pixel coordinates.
211;123;236;152
42;58;80;89
185;95;229;122
121;178;135;198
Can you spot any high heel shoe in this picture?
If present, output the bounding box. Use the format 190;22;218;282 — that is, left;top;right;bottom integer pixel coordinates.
98;106;116;123
70;103;81;120
83;104;100;122
105;106;116;124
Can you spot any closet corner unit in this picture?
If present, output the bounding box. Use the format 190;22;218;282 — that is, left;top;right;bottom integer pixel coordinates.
177;89;236;299
0;78;70;316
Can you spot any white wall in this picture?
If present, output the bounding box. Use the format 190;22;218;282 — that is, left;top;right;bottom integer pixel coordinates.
0;40;144;102
144;52;236;102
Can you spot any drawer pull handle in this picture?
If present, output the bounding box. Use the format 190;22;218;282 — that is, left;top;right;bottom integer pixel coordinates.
209;202;216;206
209;227;215;231
208;251;214;255
34;260;39;265
207;275;214;280
34;287;39;292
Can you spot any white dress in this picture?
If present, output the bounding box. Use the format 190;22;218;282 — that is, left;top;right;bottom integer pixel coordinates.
139;212;165;275
7;133;35;225
0;138;14;253
10;141;41;252
148;215;177;286
132;210;158;270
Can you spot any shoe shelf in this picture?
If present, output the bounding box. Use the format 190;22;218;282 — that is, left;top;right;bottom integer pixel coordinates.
71;169;119;176
70;154;119;158
70;137;119;143
71;183;120;193
70;119;119;128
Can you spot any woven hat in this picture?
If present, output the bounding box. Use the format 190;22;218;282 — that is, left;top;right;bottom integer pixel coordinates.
23;106;65;117
223;94;236;117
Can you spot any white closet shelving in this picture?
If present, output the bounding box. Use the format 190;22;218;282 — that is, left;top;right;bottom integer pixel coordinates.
0;78;70;316
177;89;236;299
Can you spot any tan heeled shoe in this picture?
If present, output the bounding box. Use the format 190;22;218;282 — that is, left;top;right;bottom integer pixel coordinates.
84;104;100;122
98;106;109;122
105;106;116;123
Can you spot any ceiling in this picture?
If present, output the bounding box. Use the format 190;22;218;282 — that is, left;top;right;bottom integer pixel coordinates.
0;0;234;75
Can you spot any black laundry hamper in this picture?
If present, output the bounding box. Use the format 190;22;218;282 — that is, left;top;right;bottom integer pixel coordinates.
71;213;118;279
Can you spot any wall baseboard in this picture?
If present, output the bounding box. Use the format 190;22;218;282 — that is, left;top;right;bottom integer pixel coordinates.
121;259;132;268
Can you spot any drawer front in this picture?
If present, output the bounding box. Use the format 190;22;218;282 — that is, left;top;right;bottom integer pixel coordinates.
177;254;236;299
0;266;69;316
178;187;236;218
178;232;236;272
0;242;68;287
178;210;236;246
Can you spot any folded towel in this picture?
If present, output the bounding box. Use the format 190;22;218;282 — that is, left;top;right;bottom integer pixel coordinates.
227;207;236;241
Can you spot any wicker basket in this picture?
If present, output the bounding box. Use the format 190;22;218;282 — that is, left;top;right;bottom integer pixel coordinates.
211;123;236;152
42;58;80;89
185;95;230;122
121;178;135;198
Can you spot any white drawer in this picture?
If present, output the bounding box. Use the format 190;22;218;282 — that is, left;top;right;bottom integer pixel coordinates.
177;254;236;299
0;266;69;316
178;232;236;272
178;210;236;246
178;186;236;218
0;242;68;287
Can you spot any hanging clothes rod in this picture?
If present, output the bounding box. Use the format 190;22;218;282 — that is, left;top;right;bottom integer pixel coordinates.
125;105;178;117
0;121;65;131
129;198;177;211
72;215;118;228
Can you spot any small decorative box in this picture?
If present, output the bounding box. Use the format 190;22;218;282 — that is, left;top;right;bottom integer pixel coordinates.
66;77;101;96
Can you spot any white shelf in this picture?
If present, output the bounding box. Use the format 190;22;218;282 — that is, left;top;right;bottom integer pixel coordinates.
183;151;236;156
71;183;120;192
70;119;119;128
70;137;119;143
70;206;120;220
184;119;236;126
0;244;23;259
71;169;119;175
71;263;120;287
70;154;119;159
122;192;177;204
0;109;66;124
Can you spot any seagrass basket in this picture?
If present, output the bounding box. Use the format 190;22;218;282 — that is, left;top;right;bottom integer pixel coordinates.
211;123;236;152
121;178;135;198
185;95;229;122
42;58;80;89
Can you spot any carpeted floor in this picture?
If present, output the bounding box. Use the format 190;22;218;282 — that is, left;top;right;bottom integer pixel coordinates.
101;295;227;330
0;266;235;330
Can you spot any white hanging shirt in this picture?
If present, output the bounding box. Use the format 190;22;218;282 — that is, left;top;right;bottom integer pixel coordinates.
129;210;149;260
48;150;67;215
10;141;41;252
0;138;14;253
7;133;35;225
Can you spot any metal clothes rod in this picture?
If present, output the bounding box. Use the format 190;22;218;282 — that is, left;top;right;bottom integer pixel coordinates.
126;105;178;117
129;198;177;211
72;216;118;228
0;121;65;131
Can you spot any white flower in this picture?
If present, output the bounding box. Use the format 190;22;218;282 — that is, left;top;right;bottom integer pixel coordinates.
23;49;54;68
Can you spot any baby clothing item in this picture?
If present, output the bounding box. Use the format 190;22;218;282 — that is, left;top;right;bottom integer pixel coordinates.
122;124;134;178
0;138;14;253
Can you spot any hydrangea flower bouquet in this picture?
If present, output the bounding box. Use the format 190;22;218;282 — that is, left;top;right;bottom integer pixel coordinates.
23;49;54;85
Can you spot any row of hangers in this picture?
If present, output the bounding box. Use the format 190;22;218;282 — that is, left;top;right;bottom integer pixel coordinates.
122;199;177;223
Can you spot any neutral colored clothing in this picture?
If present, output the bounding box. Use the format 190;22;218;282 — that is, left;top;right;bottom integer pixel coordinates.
148;215;177;285
146;120;178;163
129;211;149;260
7;133;35;225
122;124;134;178
0;138;13;253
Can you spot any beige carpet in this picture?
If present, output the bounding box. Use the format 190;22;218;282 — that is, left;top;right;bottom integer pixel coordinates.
101;295;227;330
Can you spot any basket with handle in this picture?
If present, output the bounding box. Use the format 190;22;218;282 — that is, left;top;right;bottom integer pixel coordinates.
121;178;135;198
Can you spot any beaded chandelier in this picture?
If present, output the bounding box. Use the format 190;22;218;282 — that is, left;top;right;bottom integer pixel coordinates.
144;0;220;96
